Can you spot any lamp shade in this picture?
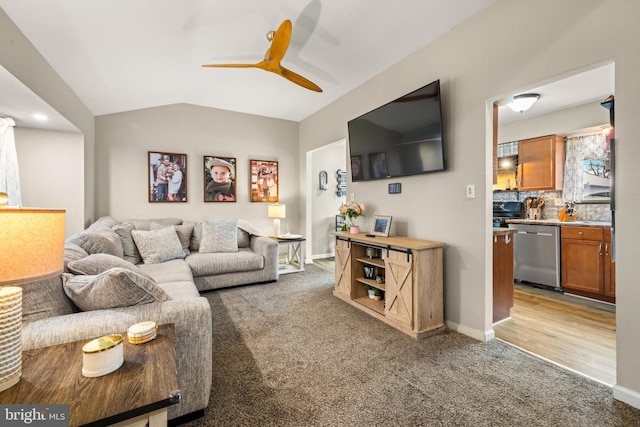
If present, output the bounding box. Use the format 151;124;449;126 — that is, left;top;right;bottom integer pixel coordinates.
507;93;540;113
0;208;65;284
267;204;286;219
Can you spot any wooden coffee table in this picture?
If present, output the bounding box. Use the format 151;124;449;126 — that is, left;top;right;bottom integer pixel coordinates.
0;324;180;427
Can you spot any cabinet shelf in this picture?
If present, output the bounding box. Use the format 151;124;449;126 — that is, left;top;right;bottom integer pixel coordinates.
355;277;386;292
354;296;384;315
356;257;385;268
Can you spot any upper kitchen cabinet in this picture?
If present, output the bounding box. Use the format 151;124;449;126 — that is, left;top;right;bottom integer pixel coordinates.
518;135;565;191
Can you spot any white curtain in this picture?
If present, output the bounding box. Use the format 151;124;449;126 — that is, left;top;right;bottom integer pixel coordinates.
562;133;607;202
0;117;22;206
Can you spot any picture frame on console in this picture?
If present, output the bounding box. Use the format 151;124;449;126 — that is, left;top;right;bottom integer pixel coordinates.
371;215;392;237
204;156;236;202
250;160;279;203
148;151;187;202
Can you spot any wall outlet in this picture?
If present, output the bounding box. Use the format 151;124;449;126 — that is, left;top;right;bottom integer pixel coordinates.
466;184;476;199
351;193;355;201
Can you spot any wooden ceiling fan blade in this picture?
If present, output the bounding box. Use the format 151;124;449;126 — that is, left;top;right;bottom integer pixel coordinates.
267;20;292;64
280;67;322;92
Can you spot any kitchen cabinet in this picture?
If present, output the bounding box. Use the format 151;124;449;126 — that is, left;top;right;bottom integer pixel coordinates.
518;134;565;191
561;226;615;303
333;232;445;339
493;230;515;323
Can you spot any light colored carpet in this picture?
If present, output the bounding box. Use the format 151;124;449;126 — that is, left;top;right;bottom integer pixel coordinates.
180;262;640;426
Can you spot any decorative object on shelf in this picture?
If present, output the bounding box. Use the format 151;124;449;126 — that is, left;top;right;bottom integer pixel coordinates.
375;274;385;284
507;93;540;113
0;197;65;391
250;159;279;202
336;169;347;196
204;156;236;202
267;203;286;237
338;199;365;233
82;334;124;378
319;170;328;190
370;215;392;237
127;321;158;345
365;247;377;258
148;151;187;202
367;287;376;299
363;266;375;280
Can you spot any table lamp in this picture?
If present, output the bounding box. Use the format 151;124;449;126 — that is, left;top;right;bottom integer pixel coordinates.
267;203;286;237
0;192;65;392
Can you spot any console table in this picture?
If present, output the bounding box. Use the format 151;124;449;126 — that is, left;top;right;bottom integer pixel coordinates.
333;232;446;339
0;324;180;427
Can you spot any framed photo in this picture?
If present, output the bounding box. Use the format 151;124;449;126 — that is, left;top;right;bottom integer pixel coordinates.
204;156;236;202
250;160;278;202
370;215;392;237
350;155;363;180
148;151;187;202
369;152;389;179
335;215;346;232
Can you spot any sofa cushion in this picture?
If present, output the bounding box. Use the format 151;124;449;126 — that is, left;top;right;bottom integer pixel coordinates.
137;259;194;284
199;218;238;253
237;228;251;248
186;248;264;276
127;218;183;231
62;268;170;311
19;276;78;322
157;281;201;300
67;253;154;280
64;242;89;273
67;229;124;258
112;221;142;264
85;216;121;232
189;221;202;251
150;223;193;256
131;227;186;264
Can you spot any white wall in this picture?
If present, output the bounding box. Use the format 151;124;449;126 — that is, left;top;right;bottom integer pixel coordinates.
308;139;346;258
300;0;640;408
95;103;300;234
15;127;85;237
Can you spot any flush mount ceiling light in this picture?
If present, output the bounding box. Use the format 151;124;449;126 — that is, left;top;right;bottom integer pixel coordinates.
507;93;540;113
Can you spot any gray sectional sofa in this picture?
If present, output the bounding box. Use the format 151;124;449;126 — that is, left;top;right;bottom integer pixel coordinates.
19;216;279;421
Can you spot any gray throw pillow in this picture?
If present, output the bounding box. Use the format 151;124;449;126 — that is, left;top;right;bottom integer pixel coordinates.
62;268;169;312
150;223;194;256
64;242;89;273
199;218;238;253
67;230;124;258
67;253;154;281
131;227;186;264
113;221;142;264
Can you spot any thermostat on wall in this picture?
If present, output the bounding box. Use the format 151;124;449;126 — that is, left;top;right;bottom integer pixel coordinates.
388;183;401;194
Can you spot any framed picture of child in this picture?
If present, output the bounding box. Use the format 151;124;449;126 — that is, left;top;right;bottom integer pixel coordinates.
250;159;278;203
204;156;236;202
148;151;187;202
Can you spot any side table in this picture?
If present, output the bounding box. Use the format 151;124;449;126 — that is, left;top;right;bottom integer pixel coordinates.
270;236;306;274
0;324;180;427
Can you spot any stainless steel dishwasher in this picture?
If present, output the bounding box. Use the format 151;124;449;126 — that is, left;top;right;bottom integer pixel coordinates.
508;223;561;290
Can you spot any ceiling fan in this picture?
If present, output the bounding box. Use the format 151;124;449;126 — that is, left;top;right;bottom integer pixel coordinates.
202;19;323;93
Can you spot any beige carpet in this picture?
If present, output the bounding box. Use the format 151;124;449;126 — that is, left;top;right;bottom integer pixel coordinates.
179;262;640;426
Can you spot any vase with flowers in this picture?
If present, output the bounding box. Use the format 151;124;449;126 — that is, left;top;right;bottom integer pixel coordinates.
338;200;365;234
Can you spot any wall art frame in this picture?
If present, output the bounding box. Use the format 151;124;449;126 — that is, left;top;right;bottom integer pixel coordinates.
250;159;279;202
203;156;236;202
148;151;187;202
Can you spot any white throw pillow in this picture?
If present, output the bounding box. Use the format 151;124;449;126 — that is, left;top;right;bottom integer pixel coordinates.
199;218;238;253
131;227;186;264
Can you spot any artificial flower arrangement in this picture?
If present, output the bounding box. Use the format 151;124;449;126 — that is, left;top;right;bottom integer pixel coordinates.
338;200;365;231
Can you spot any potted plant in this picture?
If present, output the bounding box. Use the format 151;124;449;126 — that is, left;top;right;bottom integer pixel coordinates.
338;200;365;234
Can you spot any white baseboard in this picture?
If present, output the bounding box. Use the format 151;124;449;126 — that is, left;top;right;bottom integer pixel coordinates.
445;320;494;343
613;384;640;410
310;253;334;260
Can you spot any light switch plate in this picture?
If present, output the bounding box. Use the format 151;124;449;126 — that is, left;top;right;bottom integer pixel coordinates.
466;184;475;199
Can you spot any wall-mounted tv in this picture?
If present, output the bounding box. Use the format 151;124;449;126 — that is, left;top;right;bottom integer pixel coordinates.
347;79;446;181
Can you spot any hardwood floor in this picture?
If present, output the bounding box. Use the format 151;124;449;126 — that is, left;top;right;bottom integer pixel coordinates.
494;283;616;386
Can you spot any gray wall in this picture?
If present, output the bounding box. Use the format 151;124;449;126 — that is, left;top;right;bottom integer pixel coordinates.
299;0;640;407
95;103;300;233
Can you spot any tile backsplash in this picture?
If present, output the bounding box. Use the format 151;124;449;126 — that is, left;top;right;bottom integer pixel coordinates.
493;190;612;221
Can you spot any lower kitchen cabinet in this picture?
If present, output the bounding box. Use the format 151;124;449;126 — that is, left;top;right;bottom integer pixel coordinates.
493;230;515;323
561;226;615;303
333;232;446;339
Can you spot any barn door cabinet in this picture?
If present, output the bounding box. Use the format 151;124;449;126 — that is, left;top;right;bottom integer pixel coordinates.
561;226;615;303
518;134;565;191
333;232;446;339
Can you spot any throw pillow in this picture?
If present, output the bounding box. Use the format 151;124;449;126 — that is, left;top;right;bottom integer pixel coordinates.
62;268;169;312
63;242;89;273
131;227;186;264
67;230;124;258
150;223;193;256
112;221;142;264
199;218;238;253
67;253;153;281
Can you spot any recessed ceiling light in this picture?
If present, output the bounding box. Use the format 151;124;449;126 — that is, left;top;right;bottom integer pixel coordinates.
33;113;48;121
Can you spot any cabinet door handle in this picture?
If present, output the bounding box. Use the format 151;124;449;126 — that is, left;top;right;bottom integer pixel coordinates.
598;242;603;256
578;231;583;235
605;243;609;255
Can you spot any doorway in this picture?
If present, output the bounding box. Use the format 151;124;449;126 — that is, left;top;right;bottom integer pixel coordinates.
489;61;616;385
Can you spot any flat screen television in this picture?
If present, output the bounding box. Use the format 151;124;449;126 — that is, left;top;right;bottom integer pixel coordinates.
347;79;446;181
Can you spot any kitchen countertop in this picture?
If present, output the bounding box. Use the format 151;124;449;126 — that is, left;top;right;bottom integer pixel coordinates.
506;218;611;228
492;228;516;236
